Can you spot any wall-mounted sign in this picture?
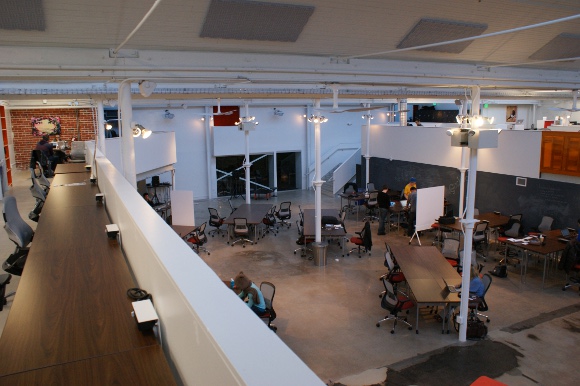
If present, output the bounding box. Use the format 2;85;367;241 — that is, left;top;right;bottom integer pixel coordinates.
31;116;61;136
506;106;517;123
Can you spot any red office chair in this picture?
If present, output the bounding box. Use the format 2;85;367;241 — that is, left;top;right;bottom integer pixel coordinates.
379;243;406;296
376;278;415;334
347;221;372;257
187;222;210;255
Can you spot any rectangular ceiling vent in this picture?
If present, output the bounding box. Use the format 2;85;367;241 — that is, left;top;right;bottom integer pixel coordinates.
397;18;487;54
529;33;580;61
200;0;314;42
0;0;45;31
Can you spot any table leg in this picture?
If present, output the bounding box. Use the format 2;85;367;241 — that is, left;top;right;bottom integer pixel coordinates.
416;307;419;334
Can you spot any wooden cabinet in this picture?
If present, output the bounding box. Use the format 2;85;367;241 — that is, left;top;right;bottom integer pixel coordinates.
540;131;580;176
1;106;12;187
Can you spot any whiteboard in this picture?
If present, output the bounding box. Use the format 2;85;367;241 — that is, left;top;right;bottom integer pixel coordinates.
171;190;195;226
416;186;445;232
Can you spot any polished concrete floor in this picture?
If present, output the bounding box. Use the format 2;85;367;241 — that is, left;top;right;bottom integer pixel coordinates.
2;171;580;386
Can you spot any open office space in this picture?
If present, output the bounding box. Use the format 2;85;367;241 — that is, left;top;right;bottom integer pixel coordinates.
1;1;580;385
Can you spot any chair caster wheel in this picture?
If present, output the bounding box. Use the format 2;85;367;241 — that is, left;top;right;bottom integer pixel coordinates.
231;245;234;247
486;319;490;323
408;327;412;331
376;323;380;327
243;245;246;248
390;330;395;334
207;253;211;255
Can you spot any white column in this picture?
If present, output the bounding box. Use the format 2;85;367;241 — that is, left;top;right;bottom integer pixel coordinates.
458;102;469;216
204;106;212;198
118;81;137;188
364;108;372;188
313;100;323;243
96;100;106;156
458;85;480;342
398;99;408;126
243;102;251;204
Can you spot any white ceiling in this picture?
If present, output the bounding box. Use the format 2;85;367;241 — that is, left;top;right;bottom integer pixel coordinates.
1;0;579;108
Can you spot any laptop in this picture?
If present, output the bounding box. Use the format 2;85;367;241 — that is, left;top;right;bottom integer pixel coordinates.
442;277;458;293
400;200;407;207
558;228;574;243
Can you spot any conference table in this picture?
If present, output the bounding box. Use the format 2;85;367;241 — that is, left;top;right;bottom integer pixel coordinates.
390;245;462;334
54;162;89;174
223;203;273;243
0;170;175;384
302;208;347;256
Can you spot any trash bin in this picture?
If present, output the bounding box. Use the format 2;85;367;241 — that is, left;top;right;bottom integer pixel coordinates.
312;242;328;266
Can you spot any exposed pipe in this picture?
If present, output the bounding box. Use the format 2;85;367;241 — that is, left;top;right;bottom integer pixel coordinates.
112;0;164;55
348;14;580;59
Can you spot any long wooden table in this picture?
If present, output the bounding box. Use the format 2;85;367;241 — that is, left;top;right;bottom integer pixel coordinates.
438;212;510;233
0;169;175;384
54;162;89;174
223;203;273;243
390;245;462;334
302;208;346;256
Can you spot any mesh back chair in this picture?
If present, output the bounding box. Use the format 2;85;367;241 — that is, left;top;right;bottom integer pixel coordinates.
207;208;226;237
441;237;461;270
379;243;406;296
231;218;253;247
473;221;489;261
262;206;278;236
452;273;493;332
498;214;523;264
275;202;292;229
2;196;34;276
529;216;554;235
376;278;415;334
259;282;277;332
363;191;379;223
186;222;210;255
367;182;376;192
294;220;313;258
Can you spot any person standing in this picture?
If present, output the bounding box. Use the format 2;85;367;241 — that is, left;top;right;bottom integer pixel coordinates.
406;186;417;237
377;185;390;235
403;177;417;199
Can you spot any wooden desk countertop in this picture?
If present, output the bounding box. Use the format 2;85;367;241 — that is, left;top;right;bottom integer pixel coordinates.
223;203;273;224
54;163;90;174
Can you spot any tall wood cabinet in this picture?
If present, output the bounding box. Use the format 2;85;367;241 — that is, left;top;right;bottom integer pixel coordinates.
540;131;580;176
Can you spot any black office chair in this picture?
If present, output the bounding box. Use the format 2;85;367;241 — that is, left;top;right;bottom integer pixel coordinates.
275;202;292;229
207;208;226;237
2;196;34;276
231;218;253;247
294;220;313;258
0;274;14;312
559;241;580;295
31;149;53;177
28;176;47;222
379;243;406;297
376;277;415;334
473;221;489;261
363;191;379;223
186;222;210;255
260;281;277;332
261;206;278;236
347;221;372;257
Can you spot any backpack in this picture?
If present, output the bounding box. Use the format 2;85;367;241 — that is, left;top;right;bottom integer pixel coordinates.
490;264;507;278
466;317;488;340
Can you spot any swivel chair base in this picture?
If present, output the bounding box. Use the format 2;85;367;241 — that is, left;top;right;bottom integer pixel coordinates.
231;238;254;248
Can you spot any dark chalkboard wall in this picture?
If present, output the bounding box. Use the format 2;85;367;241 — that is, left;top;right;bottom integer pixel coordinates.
367;157;580;232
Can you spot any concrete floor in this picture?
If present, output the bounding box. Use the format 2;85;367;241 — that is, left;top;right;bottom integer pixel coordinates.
2;171;580;385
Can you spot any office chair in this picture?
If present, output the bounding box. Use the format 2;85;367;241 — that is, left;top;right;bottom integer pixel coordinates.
473;273;492;322
186;222;210;255
231;218;253;247
559;241;580;295
29;153;51;192
379;244;406;297
207;208;226;237
441;237;461;270
69;140;86;163
259;281;277;332
367;182;376;192
294;220;313;258
28;176;47;222
376;278;415;334
529;215;554;235
473;221;489;261
0;274;14;312
2;196;34;276
347;221;372;257
31;149;53;177
497;214;523;264
275;202;292;229
363;191;379;223
261;206;278;236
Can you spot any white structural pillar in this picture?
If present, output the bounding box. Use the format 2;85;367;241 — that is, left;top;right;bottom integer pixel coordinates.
243;102;252;204
96;100;106;156
313;99;324;243
398;99;408;125
458;102;469;216
364;106;372;188
458;86;481;342
118;81;137;188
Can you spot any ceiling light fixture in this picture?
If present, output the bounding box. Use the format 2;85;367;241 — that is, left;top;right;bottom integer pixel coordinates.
131;123;152;138
273;108;284;116
138;80;157;97
164;109;174;119
308;114;328;124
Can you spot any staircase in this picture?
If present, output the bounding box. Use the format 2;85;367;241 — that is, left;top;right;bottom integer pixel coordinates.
320;165;354;197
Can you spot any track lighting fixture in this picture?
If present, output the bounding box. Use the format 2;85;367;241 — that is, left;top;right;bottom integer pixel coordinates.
164;109;174;119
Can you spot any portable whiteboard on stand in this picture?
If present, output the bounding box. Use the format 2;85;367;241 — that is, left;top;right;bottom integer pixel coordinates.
409;186;445;246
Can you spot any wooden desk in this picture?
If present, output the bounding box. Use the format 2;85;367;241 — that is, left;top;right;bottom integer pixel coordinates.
54;163;89;174
223;203;273;242
339;192;366;220
504;229;567;287
0;168;175;383
440;213;510;233
302;209;346;255
172;224;198;239
390;245;461;334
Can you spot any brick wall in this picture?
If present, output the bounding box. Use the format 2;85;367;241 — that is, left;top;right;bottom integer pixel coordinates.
10;108;97;170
